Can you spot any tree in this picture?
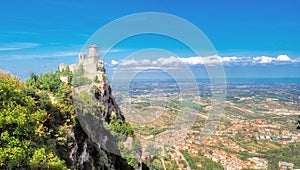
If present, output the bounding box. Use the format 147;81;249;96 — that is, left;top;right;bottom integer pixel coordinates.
109;117;134;139
26;71;62;94
29;148;68;170
58;66;73;85
72;65;91;87
37;72;61;92
0;72;68;169
26;72;38;86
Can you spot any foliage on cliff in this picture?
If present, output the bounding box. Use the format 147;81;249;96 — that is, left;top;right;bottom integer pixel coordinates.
0;72;68;169
0;69;136;169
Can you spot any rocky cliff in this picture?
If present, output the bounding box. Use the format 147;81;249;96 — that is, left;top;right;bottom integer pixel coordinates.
68;66;135;169
0;66;146;169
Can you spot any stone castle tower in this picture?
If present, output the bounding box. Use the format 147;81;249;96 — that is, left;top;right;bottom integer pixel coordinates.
79;45;99;65
78;45;100;79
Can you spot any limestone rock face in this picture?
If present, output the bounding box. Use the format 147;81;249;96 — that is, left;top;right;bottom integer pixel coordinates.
97;73;125;122
57;67;133;170
57;119;133;170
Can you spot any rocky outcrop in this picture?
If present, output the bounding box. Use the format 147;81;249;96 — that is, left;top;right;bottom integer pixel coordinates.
56;120;133;170
96;71;125;122
56;65;134;169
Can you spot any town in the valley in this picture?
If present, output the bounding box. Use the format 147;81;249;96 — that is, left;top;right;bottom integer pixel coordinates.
113;78;300;170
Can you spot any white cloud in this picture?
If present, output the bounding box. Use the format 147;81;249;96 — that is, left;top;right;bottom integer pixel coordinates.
0;47;22;51
276;55;291;61
254;56;274;64
120;59;139;66
99;48;127;54
0;50;79;61
220;56;238;63
53;51;79;57
253;55;293;64
111;60;118;65
109;54;299;69
118;57;181;67
157;56;179;65
179;56;204;65
0;42;39;51
179;55;223;66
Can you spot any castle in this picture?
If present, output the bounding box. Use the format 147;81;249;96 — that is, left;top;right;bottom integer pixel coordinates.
59;44;104;81
78;45;102;79
79;45;99;67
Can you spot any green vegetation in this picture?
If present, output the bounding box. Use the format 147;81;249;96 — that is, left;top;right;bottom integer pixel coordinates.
133;101;151;108
221;117;233;127
106;117;140;168
26;71;62;95
130;125;167;136
118;140;140;168
253;97;264;102
170;100;206;113
29;148;68;170
233;137;300;168
282;115;300;131
97;65;105;72
145;145;161;156
94;75;100;83
179;149;223;169
236;140;281;153
225;107;259;119
72;65;92;87
200;157;223;170
145;158;164;170
269;94;288;101
179;149;200;169
0;72;69;169
252;107;269;112
108;117;134;140
262;142;300;169
1;68;137;169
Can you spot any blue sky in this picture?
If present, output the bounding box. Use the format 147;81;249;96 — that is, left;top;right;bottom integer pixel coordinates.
0;0;300;79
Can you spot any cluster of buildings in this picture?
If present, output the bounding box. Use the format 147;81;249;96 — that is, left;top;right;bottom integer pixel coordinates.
215;118;300;144
173;139;268;170
137;108;300;169
139;115;300;169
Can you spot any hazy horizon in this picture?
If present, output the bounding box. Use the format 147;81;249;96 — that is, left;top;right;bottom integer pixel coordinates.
1;0;300;81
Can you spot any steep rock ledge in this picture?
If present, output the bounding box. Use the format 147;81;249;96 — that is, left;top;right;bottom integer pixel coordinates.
60;68;135;169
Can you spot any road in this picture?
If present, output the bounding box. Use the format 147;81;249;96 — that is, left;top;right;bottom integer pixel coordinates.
170;148;191;170
160;146;166;170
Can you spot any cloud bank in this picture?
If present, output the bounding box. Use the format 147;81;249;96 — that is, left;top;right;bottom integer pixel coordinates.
110;55;299;68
